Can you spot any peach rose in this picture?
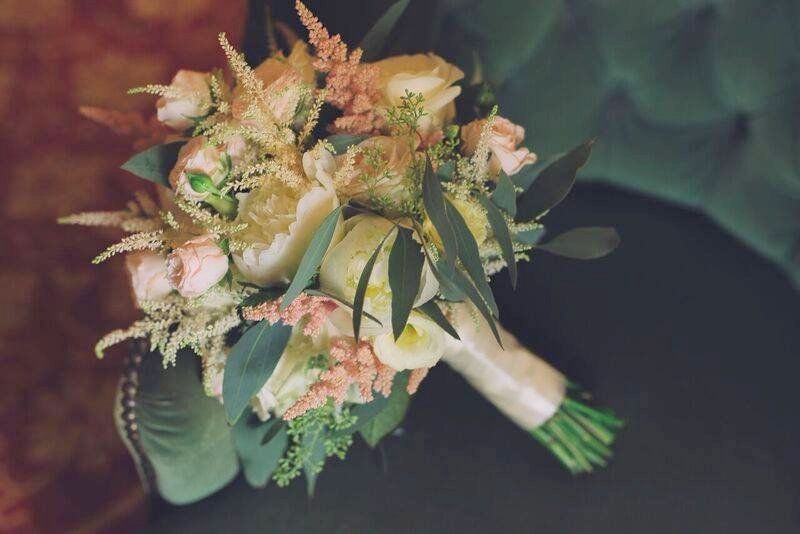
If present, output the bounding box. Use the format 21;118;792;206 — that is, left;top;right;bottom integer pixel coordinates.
168;136;245;202
309;136;415;212
461;116;537;176
374;54;464;134
232;42;315;124
156;70;212;131
166;235;229;298
125;251;172;305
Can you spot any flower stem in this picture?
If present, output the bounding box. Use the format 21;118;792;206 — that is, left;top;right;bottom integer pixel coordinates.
530;389;623;475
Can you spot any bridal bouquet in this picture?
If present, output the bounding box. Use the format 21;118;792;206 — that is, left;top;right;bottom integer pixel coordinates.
62;1;622;502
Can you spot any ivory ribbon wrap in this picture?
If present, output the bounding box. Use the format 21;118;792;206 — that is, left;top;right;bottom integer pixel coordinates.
443;303;567;429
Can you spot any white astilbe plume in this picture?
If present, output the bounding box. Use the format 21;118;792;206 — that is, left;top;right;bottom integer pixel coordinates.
95;292;242;367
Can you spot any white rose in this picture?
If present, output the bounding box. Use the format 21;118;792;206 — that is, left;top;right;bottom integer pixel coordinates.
156;70;212;131
374;54;464;134
125;251;172;305
166;234;229;298
373;311;446;370
233;182;341;287
319;215;439;336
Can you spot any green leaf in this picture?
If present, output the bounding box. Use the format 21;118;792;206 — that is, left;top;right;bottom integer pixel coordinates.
417;300;459;340
359;373;411;448
431;259;465;302
125;349;239;505
448;267;503;347
232;409;289;488
514;227;546;245
120;141;185;187
492;173;517;218
304;289;383;328
281;206;342;310
302;422;328;497
358;0;410;61
223;320;293;424
443;197;499;317
436;160;455;181
537;227;620;260
324;134;368;154
422;157;458;268
388;227;424;339
479;193;518;288
516;140;594;220
353;231;392;339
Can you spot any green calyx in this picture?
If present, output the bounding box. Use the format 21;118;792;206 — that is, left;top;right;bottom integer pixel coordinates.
186;171;237;217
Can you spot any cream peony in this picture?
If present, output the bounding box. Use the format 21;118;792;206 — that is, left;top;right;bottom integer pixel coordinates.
125;251;172;304
156;70;212;131
319;215;439;336
166;234;229;298
374;54;464;134
233;182;341;287
373;311;447;371
461;116;537;176
169;136;245;202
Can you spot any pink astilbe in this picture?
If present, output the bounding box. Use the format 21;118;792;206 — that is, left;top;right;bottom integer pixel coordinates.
242;294;337;337
407;367;429;394
283;337;397;420
295;1;383;134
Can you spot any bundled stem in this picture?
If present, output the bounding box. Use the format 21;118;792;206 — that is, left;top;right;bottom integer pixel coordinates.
531;389;623;475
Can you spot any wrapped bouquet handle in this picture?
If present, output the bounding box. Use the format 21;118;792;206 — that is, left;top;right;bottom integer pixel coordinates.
444;303;623;474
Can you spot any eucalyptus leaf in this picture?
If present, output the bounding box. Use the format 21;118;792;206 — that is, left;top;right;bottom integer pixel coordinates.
232;410;289;488
359;373;411;448
324;134;368;154
358;0;410;61
516;140;594;221
260;417;287;445
417;300;460;340
479;193;517;288
436;160;455;181
353;231;392;339
492;173;517;217
302;422;328;497
388;227;424;339
537;227;620;260
223;320;293;424
432;259;466;302
304;289;383;327
128;349;238;505
444;197;499;317
514;226;546;245
448;267;503;347
422;157;458;268
120;141;185;187
282;206;342;310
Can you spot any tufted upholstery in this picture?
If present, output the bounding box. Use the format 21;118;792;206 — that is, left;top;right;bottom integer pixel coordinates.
438;0;800;286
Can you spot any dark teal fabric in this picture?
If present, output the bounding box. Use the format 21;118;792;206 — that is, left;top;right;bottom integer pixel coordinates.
438;0;800;286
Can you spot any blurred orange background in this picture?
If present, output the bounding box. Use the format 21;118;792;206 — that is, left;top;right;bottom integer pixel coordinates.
0;1;246;531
